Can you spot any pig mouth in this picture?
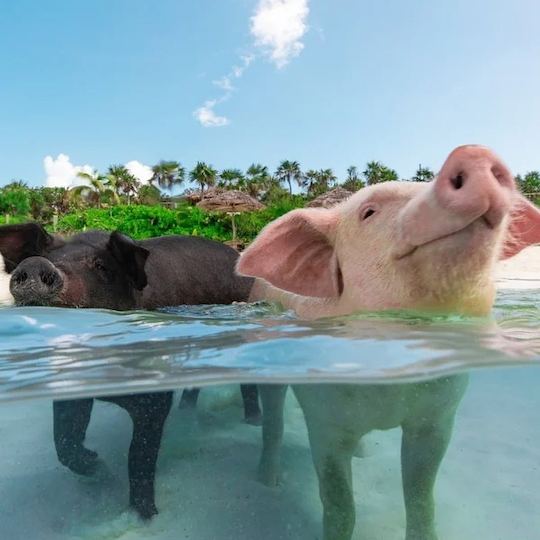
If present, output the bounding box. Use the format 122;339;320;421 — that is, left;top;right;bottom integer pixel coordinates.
395;215;495;260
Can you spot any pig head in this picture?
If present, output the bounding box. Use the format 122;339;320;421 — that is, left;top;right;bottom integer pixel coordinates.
238;145;540;317
0;224;148;310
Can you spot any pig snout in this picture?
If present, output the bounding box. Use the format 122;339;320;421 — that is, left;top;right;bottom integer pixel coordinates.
396;145;515;257
10;257;64;305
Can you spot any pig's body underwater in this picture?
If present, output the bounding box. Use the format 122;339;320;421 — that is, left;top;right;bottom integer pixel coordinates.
238;145;540;540
0;225;260;519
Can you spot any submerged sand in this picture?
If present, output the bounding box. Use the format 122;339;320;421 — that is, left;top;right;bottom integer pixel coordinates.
1;367;539;540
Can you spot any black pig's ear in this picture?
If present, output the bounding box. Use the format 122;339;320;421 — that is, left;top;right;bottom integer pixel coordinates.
107;231;150;290
0;222;55;272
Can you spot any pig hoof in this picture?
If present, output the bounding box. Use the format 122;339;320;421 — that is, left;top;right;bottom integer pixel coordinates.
133;501;158;521
257;466;280;487
61;447;99;476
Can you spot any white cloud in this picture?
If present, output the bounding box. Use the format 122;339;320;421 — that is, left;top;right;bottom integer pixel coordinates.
125;160;153;184
250;0;309;68
193;2;309;126
213;76;234;92
193;100;230;127
43;154;94;188
232;54;255;78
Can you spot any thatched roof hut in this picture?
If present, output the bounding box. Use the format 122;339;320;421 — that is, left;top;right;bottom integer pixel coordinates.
197;190;264;213
181;188;223;205
197;190;265;248
307;187;354;208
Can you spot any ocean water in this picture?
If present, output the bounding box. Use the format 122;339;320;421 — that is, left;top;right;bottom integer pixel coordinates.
0;287;539;539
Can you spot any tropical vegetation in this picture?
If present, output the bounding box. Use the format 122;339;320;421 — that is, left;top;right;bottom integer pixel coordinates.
1;158;538;244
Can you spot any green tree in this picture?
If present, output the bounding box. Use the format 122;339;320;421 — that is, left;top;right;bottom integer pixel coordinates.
151;160;185;191
218;168;245;190
44;187;72;214
275;160;303;195
516;171;540;194
363;161;399;185
107;165;140;205
28;188;46;220
245;164;271;198
303;169;319;195
411;164;435;182
189;162;217;199
138;184;162;205
73;169;111;208
303;169;337;196
0;182;31;219
316;168;337;195
342;165;365;191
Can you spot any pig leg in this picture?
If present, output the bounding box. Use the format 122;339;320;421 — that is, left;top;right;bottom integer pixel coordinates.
240;384;262;425
53;398;98;475
179;387;200;409
305;417;359;540
104;391;173;520
258;384;287;486
401;412;457;540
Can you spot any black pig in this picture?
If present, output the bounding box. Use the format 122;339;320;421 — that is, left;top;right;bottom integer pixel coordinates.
0;222;260;519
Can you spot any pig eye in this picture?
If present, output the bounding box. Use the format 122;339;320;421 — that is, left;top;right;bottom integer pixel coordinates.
362;208;376;220
93;260;107;272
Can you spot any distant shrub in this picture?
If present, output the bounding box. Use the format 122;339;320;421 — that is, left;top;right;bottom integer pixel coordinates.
55;200;305;243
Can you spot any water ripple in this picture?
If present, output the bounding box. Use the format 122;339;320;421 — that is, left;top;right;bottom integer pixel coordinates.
0;290;539;402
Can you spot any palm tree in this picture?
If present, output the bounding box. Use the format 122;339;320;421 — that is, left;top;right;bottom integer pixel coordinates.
275;160;303;195
151;160;185;191
245;163;270;198
363;161;399;185
303;169;319;195
411;164;434;182
318;168;337;192
342;166;365;191
303;169;337;196
74;169;110;208
219;168;245;190
189;162;217;199
107;165;140;205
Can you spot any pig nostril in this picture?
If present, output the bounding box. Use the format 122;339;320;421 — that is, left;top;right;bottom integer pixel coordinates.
15;271;28;285
450;173;464;190
40;271;56;287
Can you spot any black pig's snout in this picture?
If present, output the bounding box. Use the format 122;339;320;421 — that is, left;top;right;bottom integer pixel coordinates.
10;257;63;305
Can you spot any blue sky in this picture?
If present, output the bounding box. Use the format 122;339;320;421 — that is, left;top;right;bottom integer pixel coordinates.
0;0;539;188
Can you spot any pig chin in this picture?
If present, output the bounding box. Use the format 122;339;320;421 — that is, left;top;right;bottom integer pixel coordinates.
400;220;503;316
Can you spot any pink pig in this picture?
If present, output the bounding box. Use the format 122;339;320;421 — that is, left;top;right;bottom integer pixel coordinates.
237;146;540;540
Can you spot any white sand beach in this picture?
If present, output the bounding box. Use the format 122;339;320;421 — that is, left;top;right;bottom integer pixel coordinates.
496;246;540;289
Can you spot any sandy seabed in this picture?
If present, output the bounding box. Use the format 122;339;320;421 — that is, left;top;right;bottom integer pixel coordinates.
1;246;539;540
1;367;539;540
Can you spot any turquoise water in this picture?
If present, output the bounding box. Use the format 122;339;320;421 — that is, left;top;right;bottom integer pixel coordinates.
0;288;539;539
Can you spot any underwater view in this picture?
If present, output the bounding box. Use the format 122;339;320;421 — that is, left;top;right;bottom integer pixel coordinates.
1;1;540;539
1;284;539;540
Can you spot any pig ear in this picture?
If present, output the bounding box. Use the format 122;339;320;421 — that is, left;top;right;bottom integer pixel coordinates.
0;222;54;272
502;197;540;259
107;231;150;290
237;208;341;297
